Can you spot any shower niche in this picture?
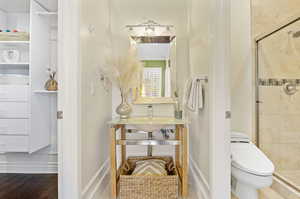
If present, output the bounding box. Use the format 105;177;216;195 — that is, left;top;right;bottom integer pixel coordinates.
256;16;300;193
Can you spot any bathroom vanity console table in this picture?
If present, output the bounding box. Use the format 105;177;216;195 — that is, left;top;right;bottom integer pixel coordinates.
108;117;189;199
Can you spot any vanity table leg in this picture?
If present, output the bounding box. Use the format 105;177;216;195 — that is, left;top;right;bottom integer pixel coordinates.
182;127;189;198
110;127;117;199
175;125;180;167
121;125;126;164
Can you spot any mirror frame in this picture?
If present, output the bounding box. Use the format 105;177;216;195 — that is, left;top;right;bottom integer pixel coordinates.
130;35;177;105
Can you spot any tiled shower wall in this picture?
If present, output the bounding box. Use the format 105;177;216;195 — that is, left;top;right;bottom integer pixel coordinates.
259;86;300;171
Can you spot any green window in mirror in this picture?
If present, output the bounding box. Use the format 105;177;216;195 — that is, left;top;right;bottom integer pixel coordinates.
141;60;167;98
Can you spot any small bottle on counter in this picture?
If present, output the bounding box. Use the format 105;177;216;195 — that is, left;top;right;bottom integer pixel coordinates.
147;105;153;119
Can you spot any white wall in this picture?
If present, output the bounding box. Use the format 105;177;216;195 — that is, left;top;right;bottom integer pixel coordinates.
80;0;112;198
187;0;212;186
230;0;253;138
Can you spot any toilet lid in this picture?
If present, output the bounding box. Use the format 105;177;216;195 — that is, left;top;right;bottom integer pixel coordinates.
231;143;274;176
231;132;250;143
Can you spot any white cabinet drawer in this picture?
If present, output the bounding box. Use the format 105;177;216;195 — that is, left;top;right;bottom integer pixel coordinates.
0;86;29;102
0;102;29;118
0;135;29;152
0;119;29;135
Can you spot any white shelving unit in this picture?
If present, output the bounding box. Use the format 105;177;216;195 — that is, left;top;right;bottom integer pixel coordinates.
0;41;30;44
0;0;58;154
35;11;57;16
34;90;57;94
0;63;30;65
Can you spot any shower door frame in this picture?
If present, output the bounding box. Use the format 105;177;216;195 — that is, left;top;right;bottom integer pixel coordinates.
254;15;300;192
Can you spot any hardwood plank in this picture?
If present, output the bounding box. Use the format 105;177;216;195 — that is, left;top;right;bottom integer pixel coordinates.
0;174;57;199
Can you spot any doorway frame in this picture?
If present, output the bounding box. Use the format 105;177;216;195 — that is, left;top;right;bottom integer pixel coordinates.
56;0;232;198
209;0;231;198
57;0;81;198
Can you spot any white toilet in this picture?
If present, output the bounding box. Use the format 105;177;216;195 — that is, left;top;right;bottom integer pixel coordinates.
231;132;275;199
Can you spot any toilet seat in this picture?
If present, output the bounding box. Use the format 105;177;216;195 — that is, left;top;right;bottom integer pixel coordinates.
231;143;274;176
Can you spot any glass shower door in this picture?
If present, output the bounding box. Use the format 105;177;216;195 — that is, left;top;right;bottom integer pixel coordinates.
257;19;300;192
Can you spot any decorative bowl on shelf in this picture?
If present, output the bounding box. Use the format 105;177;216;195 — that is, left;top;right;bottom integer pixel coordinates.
2;50;20;63
45;79;58;91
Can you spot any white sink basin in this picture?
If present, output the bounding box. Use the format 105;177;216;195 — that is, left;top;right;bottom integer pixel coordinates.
109;117;186;132
133;124;166;132
129;117;177;132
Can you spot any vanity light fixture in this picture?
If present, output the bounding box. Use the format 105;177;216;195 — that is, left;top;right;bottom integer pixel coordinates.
126;20;174;35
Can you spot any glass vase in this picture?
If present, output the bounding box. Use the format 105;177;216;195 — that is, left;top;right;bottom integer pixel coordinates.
116;89;132;119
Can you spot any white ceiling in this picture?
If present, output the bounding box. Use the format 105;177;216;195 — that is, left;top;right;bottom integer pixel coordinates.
0;0;57;13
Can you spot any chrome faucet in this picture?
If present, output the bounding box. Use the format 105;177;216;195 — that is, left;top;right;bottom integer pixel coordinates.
147;105;154;156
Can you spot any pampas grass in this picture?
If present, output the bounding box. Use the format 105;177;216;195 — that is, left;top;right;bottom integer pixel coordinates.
101;48;143;94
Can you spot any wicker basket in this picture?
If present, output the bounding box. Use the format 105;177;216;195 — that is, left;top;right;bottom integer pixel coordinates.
119;156;179;199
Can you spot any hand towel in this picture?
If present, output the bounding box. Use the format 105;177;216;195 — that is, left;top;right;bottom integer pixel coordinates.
184;77;204;112
197;79;204;109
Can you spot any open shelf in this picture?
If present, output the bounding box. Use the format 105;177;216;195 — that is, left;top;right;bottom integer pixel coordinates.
0;41;30;44
0;63;29;66
36;11;57;16
0;41;30;48
34;90;57;94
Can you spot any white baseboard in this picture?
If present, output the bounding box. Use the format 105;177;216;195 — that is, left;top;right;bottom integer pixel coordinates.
189;157;210;199
81;159;110;199
0;161;58;173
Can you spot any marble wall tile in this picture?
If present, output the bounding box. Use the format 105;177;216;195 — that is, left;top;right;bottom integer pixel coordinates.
257;20;300;79
259;87;281;115
278;143;300;170
260;143;282;170
252;0;300;37
280;92;300;114
279;130;300;144
259;115;282;143
282;114;300;131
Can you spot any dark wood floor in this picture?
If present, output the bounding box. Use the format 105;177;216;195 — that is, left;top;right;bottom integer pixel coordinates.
0;174;58;199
